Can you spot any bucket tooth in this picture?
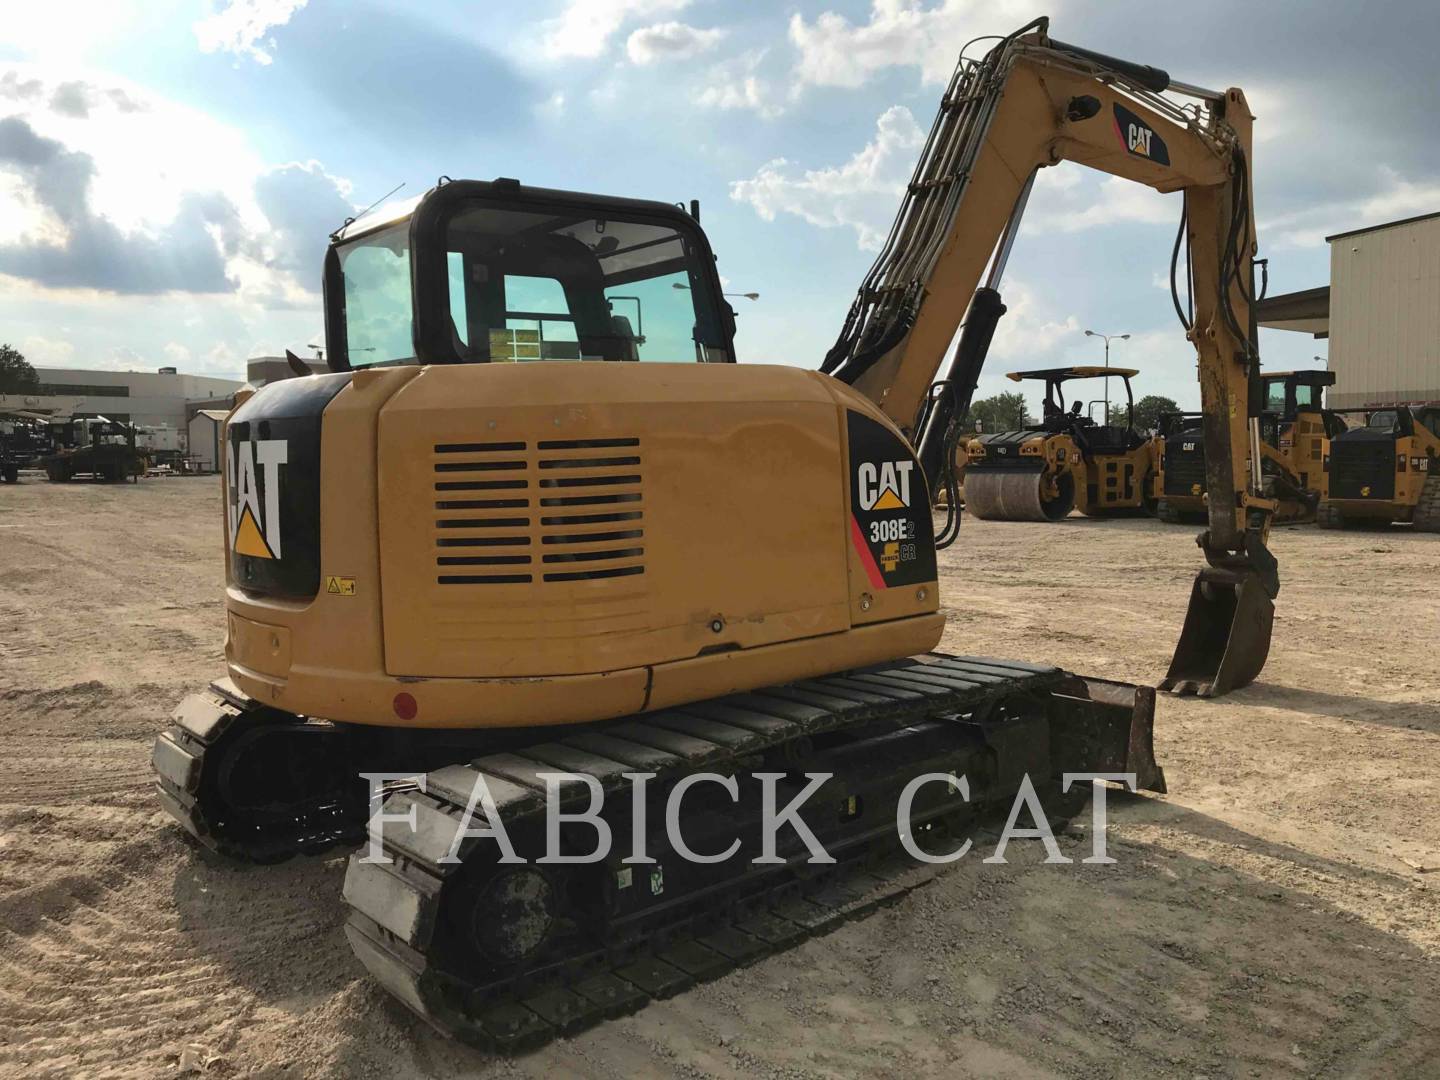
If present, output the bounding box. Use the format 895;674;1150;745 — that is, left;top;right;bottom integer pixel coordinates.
1160;570;1274;697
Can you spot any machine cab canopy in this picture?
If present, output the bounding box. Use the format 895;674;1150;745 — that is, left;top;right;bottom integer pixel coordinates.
1004;366;1140;383
1005;366;1140;427
323;179;736;371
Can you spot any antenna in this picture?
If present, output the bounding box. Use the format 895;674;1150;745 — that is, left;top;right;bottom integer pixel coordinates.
331;182;406;238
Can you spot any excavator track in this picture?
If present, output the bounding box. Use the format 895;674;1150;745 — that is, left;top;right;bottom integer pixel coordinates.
152;679;366;862
341;654;1163;1051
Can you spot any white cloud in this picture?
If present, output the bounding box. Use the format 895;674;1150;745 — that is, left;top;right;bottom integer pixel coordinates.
4;3;145;64
20;334;76;366
626;21;724;64
1263;166;1440;250
163;342;193;366
730;105;925;250
1021;169;1178;235
985;279;1083;365
0;66;352;302
535;90;566;119
970;286;1205;412
542;0;690;60
695;50;783;119
194;0;308;65
788;0;1033;90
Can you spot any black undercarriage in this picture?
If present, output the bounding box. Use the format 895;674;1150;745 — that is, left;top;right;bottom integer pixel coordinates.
154;654;1162;1051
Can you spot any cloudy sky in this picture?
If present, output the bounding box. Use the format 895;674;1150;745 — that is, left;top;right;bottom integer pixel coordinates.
3;0;1437;409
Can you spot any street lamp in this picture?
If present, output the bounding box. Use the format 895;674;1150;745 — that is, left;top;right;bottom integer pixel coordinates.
1084;329;1130;425
672;283;760;300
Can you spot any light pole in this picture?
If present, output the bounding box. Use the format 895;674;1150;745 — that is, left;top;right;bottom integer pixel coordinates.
672;283;759;300
1084;329;1130;425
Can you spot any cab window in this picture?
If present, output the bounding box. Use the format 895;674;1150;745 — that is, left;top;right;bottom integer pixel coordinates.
1263;380;1288;412
337;222;414;367
440;204;730;363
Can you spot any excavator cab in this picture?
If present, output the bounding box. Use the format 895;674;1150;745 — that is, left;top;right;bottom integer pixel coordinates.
324;181;737;371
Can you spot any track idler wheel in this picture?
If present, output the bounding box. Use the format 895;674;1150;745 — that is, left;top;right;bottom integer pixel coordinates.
1160;569;1274;697
472;869;559;964
965;468;1074;522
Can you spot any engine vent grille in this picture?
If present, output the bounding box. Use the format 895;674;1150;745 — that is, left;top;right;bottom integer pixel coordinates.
431;438;645;585
1330;440;1395;500
1163;443;1206;496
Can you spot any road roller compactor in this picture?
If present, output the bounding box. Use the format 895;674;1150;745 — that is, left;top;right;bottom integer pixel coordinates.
963;366;1159;521
153;20;1282;1050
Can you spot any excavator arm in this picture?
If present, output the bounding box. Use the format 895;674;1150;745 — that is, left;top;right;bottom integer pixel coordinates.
825;19;1274;696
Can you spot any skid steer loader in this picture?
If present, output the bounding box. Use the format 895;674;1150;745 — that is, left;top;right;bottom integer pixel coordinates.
1319;405;1440;529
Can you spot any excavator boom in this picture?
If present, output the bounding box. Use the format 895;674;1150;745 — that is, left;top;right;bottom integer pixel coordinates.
824;20;1276;696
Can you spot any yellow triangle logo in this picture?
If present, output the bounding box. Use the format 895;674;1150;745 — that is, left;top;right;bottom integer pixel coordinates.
234;505;275;559
873;488;906;510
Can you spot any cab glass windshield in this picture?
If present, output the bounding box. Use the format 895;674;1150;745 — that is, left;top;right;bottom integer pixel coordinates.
1263;380;1288;412
440;203;726;363
335;222;415;367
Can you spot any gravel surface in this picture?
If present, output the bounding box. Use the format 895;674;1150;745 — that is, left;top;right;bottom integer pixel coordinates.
1;476;1436;1078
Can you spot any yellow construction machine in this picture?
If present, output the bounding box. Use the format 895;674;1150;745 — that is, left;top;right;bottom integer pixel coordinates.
1319;405;1440;529
1155;369;1339;523
963;366;1159;520
153;20;1278;1049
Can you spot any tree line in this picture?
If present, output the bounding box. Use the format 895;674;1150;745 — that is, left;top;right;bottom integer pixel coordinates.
0;345;39;395
959;390;1181;434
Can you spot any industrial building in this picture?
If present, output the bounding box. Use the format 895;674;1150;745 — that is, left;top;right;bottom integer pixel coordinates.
12;366;241;431
1259;210;1440;408
0;366;241;470
247;354;327;385
1;358;331;472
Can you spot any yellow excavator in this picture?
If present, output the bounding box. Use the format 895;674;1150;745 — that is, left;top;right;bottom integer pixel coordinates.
152;20;1276;1049
963;366;1160;520
1155;369;1338;523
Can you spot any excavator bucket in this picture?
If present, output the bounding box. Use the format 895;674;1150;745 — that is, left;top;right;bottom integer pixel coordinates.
1160;569;1274;697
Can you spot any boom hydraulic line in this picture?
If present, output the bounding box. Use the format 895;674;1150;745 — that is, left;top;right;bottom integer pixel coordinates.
832;18;1276;696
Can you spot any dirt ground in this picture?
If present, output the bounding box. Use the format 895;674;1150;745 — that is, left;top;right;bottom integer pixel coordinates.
1;475;1437;1079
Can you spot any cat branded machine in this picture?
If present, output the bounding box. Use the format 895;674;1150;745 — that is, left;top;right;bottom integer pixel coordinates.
963;366;1160;520
153;20;1276;1049
1155;369;1338;523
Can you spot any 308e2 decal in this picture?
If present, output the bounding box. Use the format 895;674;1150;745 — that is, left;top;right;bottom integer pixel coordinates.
846;411;937;590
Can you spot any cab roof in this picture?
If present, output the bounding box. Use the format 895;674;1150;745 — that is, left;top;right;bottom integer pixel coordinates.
1006;365;1139;382
1261;370;1336;385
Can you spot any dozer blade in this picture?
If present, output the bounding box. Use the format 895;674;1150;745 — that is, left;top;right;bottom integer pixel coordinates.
1160;569;1273;697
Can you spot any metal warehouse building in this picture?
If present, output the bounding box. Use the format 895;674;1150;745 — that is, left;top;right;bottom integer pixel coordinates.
25;366;242;428
1259;211;1440;408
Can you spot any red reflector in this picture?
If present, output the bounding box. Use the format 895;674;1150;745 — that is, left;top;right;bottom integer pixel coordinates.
393;692;418;720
